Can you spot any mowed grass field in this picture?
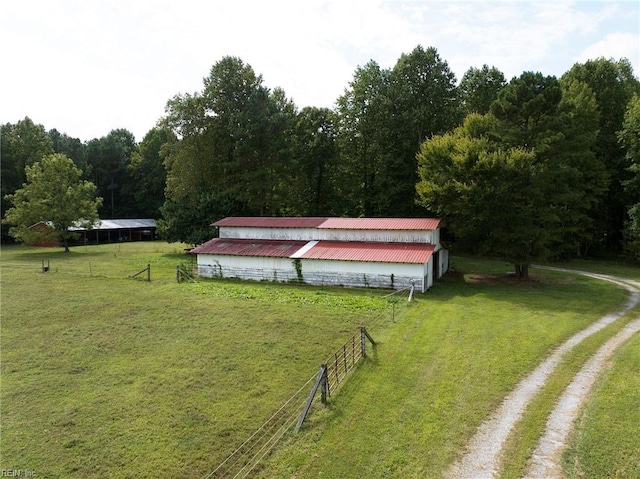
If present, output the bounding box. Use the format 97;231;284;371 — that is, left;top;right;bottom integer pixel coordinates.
1;243;638;478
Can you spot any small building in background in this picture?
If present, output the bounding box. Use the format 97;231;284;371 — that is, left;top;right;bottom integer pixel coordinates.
72;219;158;244
191;217;449;292
26;221;59;247
26;219;158;246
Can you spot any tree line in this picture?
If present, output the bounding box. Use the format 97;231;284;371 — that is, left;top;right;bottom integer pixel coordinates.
2;46;639;272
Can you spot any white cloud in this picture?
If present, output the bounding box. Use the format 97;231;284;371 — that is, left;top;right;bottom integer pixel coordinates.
1;0;637;142
578;32;640;70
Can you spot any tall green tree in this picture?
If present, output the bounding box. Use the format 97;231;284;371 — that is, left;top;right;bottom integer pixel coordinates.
3;153;102;252
491;72;605;257
417;114;548;278
48;129;88;172
619;95;640;259
562;58;640;251
417;72;603;277
335;60;390;216
232;86;297;215
459;65;506;115
554;78;607;256
289;107;339;215
86;129;137;218
1;118;54;238
383;45;461;216
160;56;297;243
129;127;175;218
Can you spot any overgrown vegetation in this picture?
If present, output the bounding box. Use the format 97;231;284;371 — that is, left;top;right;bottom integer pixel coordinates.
1;245;637;478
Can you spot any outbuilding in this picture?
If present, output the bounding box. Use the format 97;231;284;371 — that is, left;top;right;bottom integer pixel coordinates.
71;219;158;244
191;217;448;292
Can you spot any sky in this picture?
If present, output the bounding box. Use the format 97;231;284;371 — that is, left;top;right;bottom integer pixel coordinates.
1;0;638;143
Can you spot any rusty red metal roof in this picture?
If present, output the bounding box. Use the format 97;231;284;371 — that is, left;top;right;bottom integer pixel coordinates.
192;238;436;264
318;218;440;230
300;241;435;264
212;217;329;228
211;217;440;230
191;238;307;257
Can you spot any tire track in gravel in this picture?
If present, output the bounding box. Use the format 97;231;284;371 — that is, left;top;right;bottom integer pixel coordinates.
524;275;640;478
445;270;640;479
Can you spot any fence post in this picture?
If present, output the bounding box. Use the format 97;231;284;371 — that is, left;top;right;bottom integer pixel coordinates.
361;326;366;357
295;364;328;433
176;265;180;282
352;335;355;366
320;364;328;404
147;263;150;282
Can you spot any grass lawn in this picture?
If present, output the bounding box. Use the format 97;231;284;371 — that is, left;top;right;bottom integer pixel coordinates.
1;243;390;478
563;333;640;479
1;246;636;478
498;307;640;479
258;258;630;478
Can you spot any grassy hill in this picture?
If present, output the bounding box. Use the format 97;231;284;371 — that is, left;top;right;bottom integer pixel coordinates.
1;243;637;478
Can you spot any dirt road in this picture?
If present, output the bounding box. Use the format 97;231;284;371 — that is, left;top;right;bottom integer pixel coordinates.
446;270;639;479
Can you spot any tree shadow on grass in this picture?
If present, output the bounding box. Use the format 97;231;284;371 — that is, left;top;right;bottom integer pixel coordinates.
0;246;112;270
415;266;629;318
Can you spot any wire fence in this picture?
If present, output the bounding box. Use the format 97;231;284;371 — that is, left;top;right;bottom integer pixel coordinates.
204;373;318;479
3;256;415;478
205;326;377;479
0;258;196;283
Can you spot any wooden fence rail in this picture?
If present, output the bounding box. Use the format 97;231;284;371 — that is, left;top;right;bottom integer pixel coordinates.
130;263;150;281
176;265;196;283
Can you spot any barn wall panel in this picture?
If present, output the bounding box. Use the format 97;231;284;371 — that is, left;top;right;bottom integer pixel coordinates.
219;227;319;241
219;226;434;244
196;254;425;291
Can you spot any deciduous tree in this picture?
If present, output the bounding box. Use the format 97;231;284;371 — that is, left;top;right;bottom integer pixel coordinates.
619;95;640;259
459;65;506;115
160;56;297;243
384;46;461;216
129;127;175;218
1;118;54;238
86;129;137;217
417;72;604;277
3;153;102;252
289;107;339;215
335;61;390;216
417;114;546;278
563;58;640;251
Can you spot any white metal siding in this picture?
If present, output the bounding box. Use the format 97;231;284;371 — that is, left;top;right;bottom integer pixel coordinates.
438;249;449;278
219;226;434;244
196;253;428;291
219;227;320;241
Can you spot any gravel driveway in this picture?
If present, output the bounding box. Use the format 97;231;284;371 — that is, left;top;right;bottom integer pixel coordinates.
446;269;640;479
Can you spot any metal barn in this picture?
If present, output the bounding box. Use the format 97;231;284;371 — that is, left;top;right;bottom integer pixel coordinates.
191;217;449;292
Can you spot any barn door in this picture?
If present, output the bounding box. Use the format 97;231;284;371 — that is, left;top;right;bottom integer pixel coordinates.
433;251;440;279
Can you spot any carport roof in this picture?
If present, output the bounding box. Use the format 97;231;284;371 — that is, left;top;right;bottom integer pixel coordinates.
70;219;157;231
